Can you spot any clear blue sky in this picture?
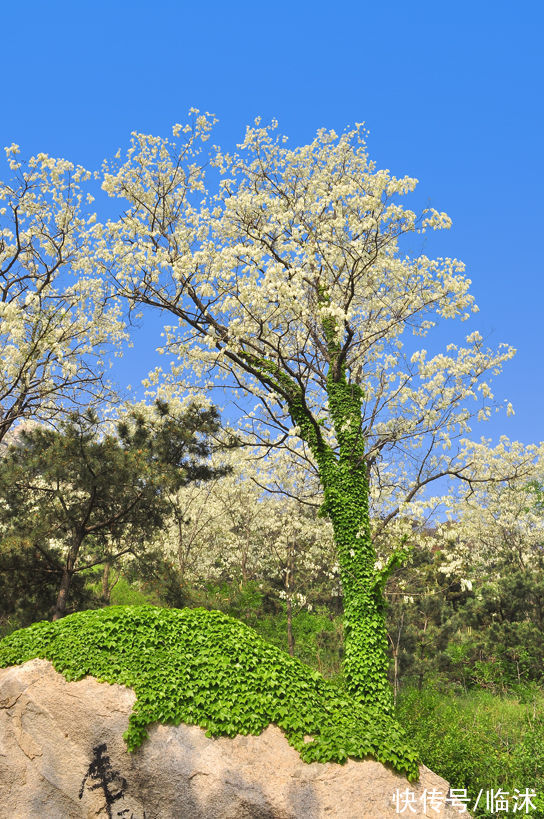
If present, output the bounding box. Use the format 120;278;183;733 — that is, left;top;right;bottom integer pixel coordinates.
2;0;542;447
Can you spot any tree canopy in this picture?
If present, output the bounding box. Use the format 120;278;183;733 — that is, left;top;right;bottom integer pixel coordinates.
98;115;516;512
0;146;126;443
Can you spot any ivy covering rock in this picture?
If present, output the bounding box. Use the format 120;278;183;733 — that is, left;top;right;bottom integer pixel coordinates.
0;605;419;780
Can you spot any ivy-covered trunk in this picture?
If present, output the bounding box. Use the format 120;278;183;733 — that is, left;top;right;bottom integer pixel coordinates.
293;300;409;714
315;381;394;714
324;469;394;712
241;310;410;713
278;360;402;713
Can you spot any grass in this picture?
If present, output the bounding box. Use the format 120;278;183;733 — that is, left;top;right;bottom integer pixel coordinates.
396;682;544;817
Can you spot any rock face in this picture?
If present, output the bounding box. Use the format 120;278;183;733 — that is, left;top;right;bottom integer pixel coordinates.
0;659;467;818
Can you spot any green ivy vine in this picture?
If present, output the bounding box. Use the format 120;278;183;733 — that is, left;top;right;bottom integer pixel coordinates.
238;286;412;714
0;605;420;780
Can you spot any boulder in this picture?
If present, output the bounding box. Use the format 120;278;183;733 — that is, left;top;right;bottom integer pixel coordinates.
0;659;467;818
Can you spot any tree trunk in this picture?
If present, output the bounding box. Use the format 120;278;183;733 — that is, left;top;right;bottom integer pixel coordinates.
299;347;400;714
286;595;295;656
316;450;395;713
285;548;295;656
392;648;399;706
53;535;83;620
417;616;428;691
53;566;74;620
342;583;393;711
388;610;404;707
287;422;395;709
101;559;111;604
249;320;410;714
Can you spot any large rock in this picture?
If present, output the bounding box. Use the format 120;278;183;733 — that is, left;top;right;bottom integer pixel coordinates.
0;659;467;818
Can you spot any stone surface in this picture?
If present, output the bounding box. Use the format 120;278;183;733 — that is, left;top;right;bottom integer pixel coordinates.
0;659;468;818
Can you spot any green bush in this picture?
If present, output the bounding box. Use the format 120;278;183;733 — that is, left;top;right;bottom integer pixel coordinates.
396;682;544;816
108;577;155;607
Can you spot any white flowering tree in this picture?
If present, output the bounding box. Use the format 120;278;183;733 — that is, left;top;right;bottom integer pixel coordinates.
0;145;127;442
97;113;516;713
436;438;544;579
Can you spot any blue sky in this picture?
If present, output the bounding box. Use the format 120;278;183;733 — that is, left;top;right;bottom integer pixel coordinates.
2;0;543;448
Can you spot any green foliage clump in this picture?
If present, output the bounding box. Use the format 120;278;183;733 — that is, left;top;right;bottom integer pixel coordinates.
0;605;419;779
181;580;344;680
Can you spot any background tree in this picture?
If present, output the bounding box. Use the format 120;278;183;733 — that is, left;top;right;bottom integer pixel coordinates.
376;439;544;695
429;440;544;690
0;144;127;443
98;114;517;713
156;444;338;654
0;399;233;619
427;437;544;604
0;535;91;636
